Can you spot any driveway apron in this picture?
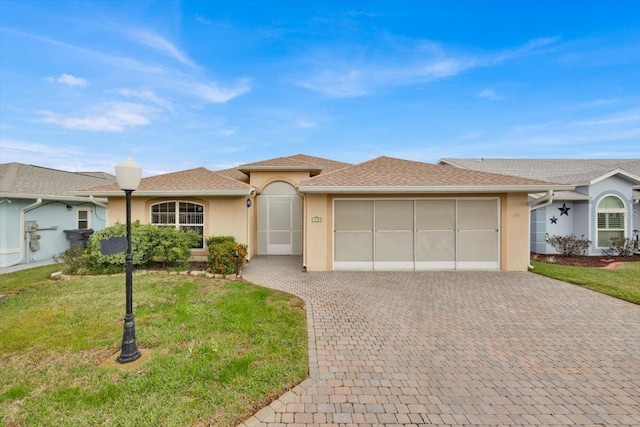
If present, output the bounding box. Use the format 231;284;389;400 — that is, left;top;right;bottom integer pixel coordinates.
239;256;640;426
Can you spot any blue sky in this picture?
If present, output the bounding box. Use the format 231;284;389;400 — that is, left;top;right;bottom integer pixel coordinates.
1;0;639;176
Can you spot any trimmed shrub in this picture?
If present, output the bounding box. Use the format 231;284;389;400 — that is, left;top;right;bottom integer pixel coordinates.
87;222;154;271
148;226;201;268
206;236;247;275
545;233;591;257
609;236;634;256
85;222;200;273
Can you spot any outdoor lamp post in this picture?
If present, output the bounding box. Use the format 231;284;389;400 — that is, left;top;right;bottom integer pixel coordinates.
115;157;142;363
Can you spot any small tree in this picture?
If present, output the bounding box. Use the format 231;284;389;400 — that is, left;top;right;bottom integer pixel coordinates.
545;234;591;256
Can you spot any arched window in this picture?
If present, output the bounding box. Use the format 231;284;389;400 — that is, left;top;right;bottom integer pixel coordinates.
596;195;625;248
151;201;204;249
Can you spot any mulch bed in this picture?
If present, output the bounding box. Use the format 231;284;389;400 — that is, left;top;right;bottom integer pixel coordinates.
532;253;640;268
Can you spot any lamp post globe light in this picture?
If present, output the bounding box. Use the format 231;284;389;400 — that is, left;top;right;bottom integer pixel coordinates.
115;157;142;363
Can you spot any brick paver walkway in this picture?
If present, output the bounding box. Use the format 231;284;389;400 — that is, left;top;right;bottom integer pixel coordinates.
239;256;640;426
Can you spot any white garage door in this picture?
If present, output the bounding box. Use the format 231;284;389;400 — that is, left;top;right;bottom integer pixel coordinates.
334;199;499;271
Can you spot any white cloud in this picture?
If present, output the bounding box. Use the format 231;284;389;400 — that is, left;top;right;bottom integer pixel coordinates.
128;29;196;68
38;102;155;132
297;36;560;98
0;138;119;172
111;88;173;110
44;73;88;86
477;89;504;100
195;14;212;25
191;79;251;103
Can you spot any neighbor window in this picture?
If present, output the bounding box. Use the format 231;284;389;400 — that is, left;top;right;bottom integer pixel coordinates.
77;209;90;229
596;195;626;248
151;201;204;249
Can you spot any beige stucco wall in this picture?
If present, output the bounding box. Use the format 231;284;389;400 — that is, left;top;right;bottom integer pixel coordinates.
107;195;249;261
249;171;311;190
499;193;530;271
303;193;330;271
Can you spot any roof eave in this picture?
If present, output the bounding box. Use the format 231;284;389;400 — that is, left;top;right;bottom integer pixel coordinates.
297;184;575;194
74;190;249;197
239;166;322;174
0;192;109;203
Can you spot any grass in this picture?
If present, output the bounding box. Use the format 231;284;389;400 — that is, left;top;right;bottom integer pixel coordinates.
0;266;307;426
530;261;640;305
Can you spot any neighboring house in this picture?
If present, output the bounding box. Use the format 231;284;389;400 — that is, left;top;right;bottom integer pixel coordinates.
79;154;571;272
0;163;114;269
438;159;640;255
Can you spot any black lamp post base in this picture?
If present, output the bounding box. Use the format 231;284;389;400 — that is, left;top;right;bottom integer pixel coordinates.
117;314;141;363
117;349;141;364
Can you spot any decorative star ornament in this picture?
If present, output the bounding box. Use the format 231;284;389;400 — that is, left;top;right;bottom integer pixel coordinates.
550;216;558;224
559;203;571;216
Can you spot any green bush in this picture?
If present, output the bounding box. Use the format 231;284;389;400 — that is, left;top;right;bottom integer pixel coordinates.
206;236;247;275
87;222;154;270
148;226;201;268
77;222;200;274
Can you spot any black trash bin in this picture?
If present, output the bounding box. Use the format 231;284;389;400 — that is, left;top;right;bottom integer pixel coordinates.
64;229;94;248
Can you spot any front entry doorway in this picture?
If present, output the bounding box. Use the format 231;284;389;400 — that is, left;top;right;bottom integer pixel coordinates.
257;181;302;255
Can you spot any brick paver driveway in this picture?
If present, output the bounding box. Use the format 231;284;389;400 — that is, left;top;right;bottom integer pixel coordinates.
240;256;640;426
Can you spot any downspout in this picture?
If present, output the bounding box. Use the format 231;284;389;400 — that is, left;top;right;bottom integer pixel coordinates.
1;198;42;268
528;190;554;269
89;195;108;209
246;187;257;261
300;191;307;272
89;195;109;226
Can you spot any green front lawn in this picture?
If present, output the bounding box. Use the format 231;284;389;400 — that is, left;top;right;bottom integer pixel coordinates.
530;261;640;305
0;266;307;426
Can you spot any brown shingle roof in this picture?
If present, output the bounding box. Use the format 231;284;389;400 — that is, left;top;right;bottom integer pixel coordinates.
79;167;250;196
287;154;351;174
298;156;570;193
215;167;250;184
238;154;352;176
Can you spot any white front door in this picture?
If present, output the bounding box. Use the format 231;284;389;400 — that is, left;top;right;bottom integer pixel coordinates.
257;182;302;255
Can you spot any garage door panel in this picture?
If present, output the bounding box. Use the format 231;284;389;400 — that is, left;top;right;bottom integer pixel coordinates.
458;200;498;230
335;232;373;262
376;200;413;230
457;230;499;264
375;231;413;262
335;200;373;230
416;230;455;261
416;200;455;230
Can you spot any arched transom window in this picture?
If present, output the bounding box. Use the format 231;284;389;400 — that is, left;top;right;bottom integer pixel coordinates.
151;201;204;249
596;195;625;248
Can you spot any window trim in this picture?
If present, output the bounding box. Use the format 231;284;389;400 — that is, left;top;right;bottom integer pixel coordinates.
595;195;626;249
77;208;91;230
150;200;205;250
